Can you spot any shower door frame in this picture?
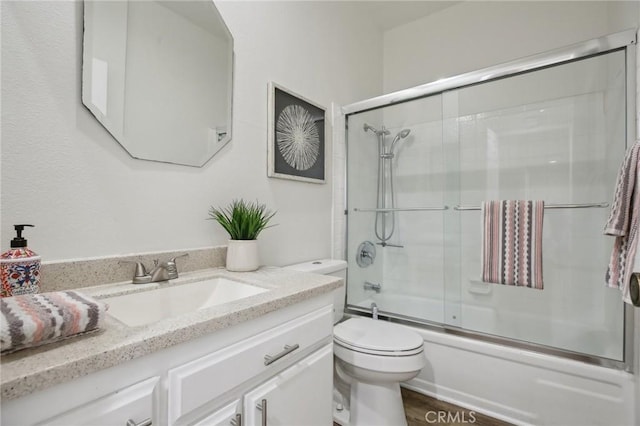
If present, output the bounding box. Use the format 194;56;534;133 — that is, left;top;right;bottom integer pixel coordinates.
342;29;637;372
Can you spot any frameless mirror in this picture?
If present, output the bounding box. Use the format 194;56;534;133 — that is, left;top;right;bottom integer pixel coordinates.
82;0;233;167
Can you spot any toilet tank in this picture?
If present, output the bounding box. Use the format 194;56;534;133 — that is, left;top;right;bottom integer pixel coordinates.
283;259;347;324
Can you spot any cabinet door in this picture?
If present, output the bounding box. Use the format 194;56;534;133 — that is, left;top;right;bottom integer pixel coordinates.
167;305;332;424
243;344;333;426
191;399;241;426
37;376;159;426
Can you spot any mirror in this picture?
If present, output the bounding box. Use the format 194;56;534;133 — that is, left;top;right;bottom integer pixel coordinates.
81;0;233;167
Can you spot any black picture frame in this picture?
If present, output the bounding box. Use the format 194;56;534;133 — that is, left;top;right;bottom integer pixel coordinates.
268;82;326;183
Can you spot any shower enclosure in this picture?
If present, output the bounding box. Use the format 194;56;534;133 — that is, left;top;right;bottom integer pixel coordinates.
343;30;636;369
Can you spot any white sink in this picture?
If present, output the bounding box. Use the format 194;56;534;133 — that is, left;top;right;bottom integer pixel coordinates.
103;277;268;327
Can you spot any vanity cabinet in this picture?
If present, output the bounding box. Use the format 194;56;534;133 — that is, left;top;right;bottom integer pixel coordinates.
38;376;159;426
2;297;334;426
243;344;333;426
168;305;333;425
191;399;242;426
188;343;332;426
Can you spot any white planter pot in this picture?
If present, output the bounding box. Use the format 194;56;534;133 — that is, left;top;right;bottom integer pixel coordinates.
226;239;259;272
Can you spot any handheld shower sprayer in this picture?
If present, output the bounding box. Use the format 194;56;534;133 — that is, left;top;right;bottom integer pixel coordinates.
381;129;411;159
389;129;411;154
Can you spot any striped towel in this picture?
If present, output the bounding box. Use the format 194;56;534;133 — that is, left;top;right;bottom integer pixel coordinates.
0;291;108;353
481;200;544;289
604;141;640;305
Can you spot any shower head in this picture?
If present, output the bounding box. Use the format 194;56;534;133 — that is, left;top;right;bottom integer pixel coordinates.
363;123;377;133
363;123;390;136
390;129;411;152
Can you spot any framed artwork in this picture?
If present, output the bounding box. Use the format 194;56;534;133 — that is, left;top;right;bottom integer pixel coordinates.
268;82;326;183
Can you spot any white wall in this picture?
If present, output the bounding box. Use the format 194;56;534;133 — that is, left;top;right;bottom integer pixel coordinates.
383;1;639;93
1;1;383;264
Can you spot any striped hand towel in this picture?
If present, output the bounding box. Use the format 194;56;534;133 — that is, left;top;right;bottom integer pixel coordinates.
604;141;640;304
0;291;108;353
482;200;544;289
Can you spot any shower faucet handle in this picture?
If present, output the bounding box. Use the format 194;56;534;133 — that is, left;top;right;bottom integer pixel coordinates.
356;241;376;267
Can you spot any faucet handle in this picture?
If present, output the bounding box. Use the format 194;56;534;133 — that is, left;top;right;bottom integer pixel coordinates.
165;253;189;280
170;253;189;263
119;260;152;284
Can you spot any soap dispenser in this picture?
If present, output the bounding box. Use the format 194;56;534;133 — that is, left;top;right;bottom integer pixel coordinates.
1;224;41;297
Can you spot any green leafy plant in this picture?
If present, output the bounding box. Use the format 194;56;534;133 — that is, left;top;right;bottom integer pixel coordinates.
208;199;276;240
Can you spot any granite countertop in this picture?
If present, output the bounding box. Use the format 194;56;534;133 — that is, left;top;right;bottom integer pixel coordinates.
1;266;342;400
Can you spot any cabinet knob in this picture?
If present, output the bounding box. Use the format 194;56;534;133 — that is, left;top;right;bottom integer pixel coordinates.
126;418;152;426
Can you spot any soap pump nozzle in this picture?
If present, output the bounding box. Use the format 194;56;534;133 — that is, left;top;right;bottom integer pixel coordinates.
11;224;34;248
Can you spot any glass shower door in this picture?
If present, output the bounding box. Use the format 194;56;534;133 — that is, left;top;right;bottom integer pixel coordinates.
443;50;627;360
346;95;446;324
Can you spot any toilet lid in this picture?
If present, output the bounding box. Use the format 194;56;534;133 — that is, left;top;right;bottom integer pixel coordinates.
333;318;423;354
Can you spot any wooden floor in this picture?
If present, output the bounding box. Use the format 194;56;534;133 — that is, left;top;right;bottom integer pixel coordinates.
334;388;513;426
402;388;513;426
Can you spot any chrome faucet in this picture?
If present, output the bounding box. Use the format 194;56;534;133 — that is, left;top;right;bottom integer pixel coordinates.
364;281;381;293
121;254;188;284
371;302;378;320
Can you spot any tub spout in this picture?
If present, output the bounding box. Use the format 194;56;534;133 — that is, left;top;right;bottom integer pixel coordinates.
371;302;378;320
364;281;381;293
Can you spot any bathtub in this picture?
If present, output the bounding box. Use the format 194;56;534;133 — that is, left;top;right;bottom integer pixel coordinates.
350;294;636;425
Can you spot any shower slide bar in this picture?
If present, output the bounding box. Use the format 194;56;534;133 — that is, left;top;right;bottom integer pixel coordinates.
353;206;449;212
453;202;609;211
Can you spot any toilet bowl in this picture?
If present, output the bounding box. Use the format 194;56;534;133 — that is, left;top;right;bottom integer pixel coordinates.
333;317;425;426
283;259;425;426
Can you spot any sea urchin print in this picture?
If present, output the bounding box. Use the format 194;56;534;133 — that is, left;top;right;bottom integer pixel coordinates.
276;105;320;171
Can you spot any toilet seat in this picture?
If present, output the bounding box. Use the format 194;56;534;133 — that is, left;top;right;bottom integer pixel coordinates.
334;339;423;356
333;318;424;356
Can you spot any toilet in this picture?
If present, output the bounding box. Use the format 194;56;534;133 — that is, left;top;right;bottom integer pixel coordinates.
284;259;426;426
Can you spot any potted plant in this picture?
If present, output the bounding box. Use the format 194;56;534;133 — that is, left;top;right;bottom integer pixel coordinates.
208;199;276;272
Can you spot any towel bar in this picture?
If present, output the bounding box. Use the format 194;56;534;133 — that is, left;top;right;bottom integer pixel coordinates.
353;206;449;212
454;202;609;211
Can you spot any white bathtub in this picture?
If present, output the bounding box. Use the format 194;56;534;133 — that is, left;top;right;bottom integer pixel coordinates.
351;294;636;425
